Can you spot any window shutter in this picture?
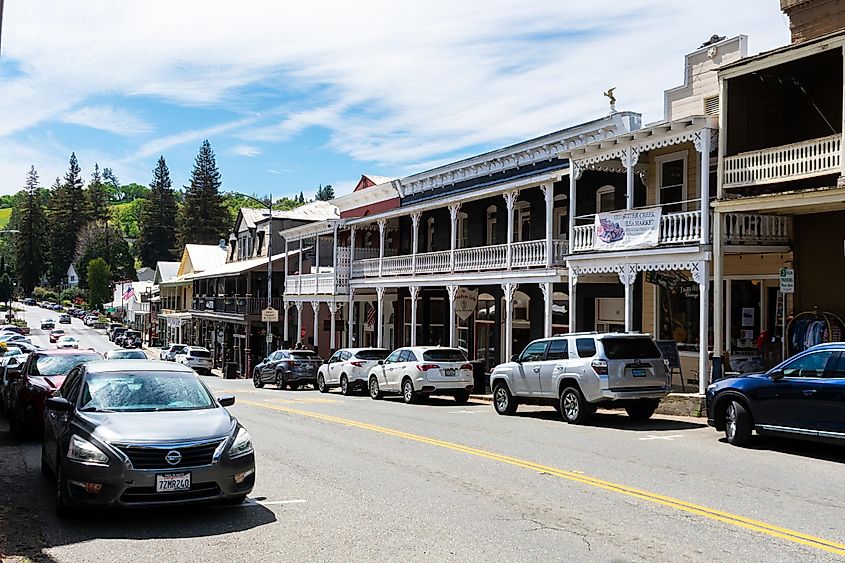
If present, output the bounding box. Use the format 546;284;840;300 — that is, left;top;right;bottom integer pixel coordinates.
704;95;719;116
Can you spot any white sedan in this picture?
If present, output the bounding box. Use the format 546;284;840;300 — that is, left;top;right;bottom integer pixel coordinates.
56;335;79;349
367;346;474;404
317;348;390;395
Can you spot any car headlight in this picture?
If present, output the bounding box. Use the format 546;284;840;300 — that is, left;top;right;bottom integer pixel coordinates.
67;434;109;465
229;427;253;459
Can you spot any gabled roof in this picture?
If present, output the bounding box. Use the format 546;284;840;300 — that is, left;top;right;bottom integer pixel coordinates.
177;244;227;277
270;200;339;221
354;174;396;191
154;261;180;284
182;249;302;281
136;267;155;282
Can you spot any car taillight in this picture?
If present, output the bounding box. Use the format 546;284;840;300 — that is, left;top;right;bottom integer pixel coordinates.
591;359;608;376
350;361;366;367
460;363;473;371
416;364;439;372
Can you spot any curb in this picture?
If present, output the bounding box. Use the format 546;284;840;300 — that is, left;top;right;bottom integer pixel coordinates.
470;392;706;417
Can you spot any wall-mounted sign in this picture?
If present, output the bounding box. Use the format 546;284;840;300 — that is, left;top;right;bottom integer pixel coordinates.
455;288;478;320
593;207;662;251
779;267;795;294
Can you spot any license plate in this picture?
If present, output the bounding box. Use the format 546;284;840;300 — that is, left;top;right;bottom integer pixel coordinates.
444;368;455;376
156;472;191;492
632;368;646;377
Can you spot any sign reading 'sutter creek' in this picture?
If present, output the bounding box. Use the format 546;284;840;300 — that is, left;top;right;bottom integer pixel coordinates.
593;207;662;251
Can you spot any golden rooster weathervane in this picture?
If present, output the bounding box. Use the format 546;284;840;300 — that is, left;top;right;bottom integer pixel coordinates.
603;87;617;114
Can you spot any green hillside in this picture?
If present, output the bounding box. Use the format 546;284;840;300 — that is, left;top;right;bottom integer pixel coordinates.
0;208;11;228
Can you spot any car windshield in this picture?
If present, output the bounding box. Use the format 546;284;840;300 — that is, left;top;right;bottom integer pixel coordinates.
355;349;390;360
290;351;319;359
601;337;661;359
79;370;215;412
422;349;467;362
34;354;100;376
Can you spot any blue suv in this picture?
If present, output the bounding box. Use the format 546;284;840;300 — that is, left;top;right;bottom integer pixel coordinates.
706;343;845;446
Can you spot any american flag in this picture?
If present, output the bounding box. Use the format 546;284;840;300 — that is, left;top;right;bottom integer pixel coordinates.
366;303;376;327
122;286;135;300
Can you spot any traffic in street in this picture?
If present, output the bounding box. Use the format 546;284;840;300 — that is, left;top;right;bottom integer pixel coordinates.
1;304;845;561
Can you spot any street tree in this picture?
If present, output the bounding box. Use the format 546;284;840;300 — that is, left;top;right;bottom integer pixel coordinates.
12;166;47;294
138;156;179;267
178;140;229;246
86;257;111;310
47;154;89;286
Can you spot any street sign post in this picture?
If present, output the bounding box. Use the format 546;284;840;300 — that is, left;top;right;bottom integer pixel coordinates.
261;307;279;323
779;268;795;359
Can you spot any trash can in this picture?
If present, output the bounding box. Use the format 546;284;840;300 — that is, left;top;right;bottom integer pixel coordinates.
470;360;487;394
224;362;238;380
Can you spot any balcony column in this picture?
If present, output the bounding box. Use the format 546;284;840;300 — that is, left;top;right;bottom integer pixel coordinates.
502;283;517;361
283;237;289;295
541;184;554;267
568;271;578;331
314;233;321;293
504;191;518;270
298;238;303;294
378;219;386;278
568;164;581;245
448;204;461;273
540;282;553;338
409;286;419;346
622;148;639;210
619;265;636;332
295;301;303;345
376;286;385;348
447;285;458;347
283;300;289;346
332;225;338;295
347;288;356;348
693;261;710;394
695;129;712;244
349;226;357;280
328;302;338;354
841;44;845;180
411;212;421;275
311;300;320;351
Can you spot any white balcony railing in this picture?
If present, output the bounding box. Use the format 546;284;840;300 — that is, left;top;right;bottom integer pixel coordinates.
285;271;348;295
723;134;841;189
660;211;701;244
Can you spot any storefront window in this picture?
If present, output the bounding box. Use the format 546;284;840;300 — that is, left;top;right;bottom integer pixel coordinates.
552;291;569;334
650;271;711;352
475;294;497;370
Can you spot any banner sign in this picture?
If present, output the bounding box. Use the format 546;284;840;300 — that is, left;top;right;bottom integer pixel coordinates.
593;207;662;251
454;288;478;320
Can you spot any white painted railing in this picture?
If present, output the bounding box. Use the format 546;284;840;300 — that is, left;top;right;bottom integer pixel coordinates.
723;134;841;189
415;250;451;274
659;211;701;244
572;225;595;252
511;240;546;268
285;271;347;295
724;213;791;245
454;244;506;271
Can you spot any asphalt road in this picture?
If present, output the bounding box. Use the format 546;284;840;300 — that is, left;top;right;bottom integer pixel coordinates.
3;304;845;562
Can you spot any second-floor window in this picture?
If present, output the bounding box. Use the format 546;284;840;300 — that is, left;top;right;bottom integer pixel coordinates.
554;195;568;240
256;231;265;256
457;212;469;248
656;152;687;213
426;217;436;252
486;206;497;245
513;201;530;242
596;185;615;213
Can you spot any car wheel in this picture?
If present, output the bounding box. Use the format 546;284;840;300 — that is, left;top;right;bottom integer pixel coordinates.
453;390;470;404
625;399;660;421
493;383;518;415
56;459;70;518
725;400;753;446
369;377;383;400
275;372;286;390
253;370;264;388
317;374;328;393
340;375;352;396
402;378;417;404
559;386;591;424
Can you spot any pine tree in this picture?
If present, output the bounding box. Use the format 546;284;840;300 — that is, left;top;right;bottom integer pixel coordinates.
298;191;305;204
87;257;111;310
12;166;48;294
314;184;335;201
138;156;178;267
47;153;89;286
86;163;111;224
75;222;136;288
178;140;229;246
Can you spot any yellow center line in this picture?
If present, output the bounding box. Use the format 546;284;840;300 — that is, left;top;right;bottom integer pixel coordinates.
239;398;845;557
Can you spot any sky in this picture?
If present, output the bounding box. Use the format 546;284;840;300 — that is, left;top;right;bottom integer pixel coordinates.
0;1;790;199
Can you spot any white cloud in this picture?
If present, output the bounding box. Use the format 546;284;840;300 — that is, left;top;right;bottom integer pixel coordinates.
231;145;262;157
61;105;153;136
129;116;258;161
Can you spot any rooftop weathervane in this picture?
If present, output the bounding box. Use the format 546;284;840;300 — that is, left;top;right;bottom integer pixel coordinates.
603;87;617;114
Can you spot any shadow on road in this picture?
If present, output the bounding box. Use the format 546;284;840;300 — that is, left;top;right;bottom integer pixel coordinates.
720;435;845;463
514;408;708;431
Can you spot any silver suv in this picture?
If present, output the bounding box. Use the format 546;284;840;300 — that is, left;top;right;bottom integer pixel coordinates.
489;332;669;423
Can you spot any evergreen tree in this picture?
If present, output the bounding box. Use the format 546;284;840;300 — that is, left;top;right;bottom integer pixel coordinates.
47;154;89;286
102;167;120;201
298;191;305;204
138;156;178;267
12;167;48;294
314;184;335;201
86;164;111;224
178;140;229;246
87;257;111;310
76;223;136;288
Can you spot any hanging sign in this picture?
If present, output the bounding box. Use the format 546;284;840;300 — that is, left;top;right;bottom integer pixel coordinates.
454;288;478;320
261;307;279;322
593;207;662;251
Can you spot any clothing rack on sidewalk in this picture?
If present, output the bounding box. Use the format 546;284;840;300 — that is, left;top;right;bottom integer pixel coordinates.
786;309;845;356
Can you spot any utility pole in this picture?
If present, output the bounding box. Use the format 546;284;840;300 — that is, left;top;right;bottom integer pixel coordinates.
0;0;5;58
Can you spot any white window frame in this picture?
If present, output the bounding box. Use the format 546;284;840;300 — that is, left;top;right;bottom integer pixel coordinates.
426;217;436;252
655;151;688;211
486;205;497;246
553;194;568;239
457;211;469;249
512;201;531;243
595;185;616;213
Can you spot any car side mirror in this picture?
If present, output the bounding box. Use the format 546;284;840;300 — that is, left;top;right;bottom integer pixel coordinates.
511;354;521;363
6;368;22;381
377;360;384;365
218;395;236;407
46;397;72;412
770;369;785;381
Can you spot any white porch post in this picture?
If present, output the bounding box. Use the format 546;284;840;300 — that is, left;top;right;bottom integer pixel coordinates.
314;234;321;293
504;191;518;270
295;301;303;345
347;289;356;348
328;302;337;353
541;184;554;267
447;285;458;347
724;272;731;355
841;44;845;179
696;129;712;245
283;301;289;345
283;236;289;294
502;283;517;361
311;300;320;351
541;282;553;337
298;238;303;294
376;287;385;349
409;286;419;346
411;212;421;275
695;261;710;394
332;225;338;294
378;219;386;278
619;265;636;332
568;271;578;332
623;148;639;210
449;204;460;273
568;164;580;245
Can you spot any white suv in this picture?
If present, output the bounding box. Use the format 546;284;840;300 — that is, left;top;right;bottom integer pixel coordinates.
317;348;390;395
490;333;669;423
176;346;213;375
367;346;474;404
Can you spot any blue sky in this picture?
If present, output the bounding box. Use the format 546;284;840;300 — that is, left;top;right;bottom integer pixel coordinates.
0;1;789;199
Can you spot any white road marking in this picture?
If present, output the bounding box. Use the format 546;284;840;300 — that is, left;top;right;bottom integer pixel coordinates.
638;434;684;441
449;410;482;414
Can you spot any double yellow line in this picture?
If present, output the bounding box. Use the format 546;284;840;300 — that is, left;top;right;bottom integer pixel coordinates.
240;399;845;557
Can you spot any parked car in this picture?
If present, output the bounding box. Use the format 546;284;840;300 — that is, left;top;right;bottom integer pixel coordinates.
7;349;102;438
56;336;80;349
23;298;36;306
367;346;473;403
41;319;56;330
104;349;148;360
175;346;213;375
0;324;24;335
59;314;72;324
0;334;31;345
160;343;188;361
121;330;142;349
106;323;123;338
49;329;67;343
42;360;254;515
316;348;390;395
252;349;323;389
0;350;27;413
707;342;845;446
110;327;128;343
489;333;669;423
84;315;99;327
